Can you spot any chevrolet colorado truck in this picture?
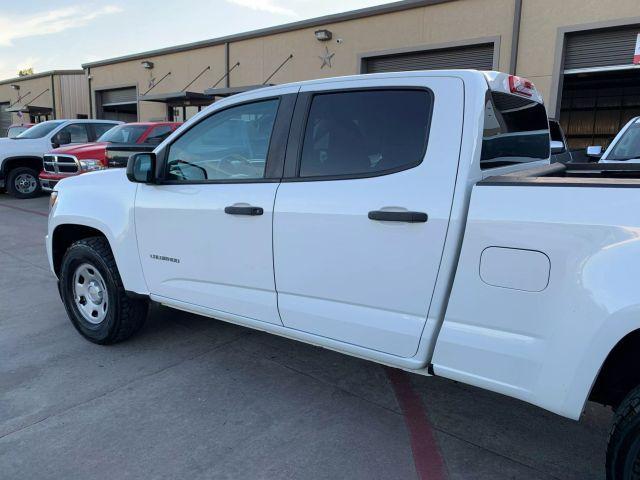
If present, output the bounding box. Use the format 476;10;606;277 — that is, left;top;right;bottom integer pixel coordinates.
0;119;120;198
39;122;181;192
47;71;640;479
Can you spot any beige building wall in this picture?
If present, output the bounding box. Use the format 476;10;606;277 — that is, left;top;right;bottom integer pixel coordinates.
0;75;53;124
517;0;640;114
57;74;89;119
87;0;515;122
0;72;87;124
89;45;225;121
229;0;514;86
81;0;640;122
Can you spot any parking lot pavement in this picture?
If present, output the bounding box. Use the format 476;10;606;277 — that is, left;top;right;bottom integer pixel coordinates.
1;193;612;480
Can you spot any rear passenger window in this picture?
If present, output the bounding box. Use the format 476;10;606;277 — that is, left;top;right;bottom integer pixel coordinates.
299;90;432;178
481;92;550;169
60;124;89;143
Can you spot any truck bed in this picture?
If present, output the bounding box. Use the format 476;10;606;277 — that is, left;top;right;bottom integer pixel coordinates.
480;162;640;187
437;160;640;418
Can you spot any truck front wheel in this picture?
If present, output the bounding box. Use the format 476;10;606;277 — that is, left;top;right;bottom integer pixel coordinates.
59;236;148;344
6;166;41;198
607;385;640;479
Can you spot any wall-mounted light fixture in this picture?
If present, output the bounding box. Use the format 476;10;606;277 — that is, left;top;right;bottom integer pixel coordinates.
141;61;155;69
10;84;20;90
314;29;332;42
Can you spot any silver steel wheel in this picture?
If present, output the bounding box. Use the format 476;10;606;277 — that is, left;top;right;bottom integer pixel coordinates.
14;173;38;195
73;263;109;324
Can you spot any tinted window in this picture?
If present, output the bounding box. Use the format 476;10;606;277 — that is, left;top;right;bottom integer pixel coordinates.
166;99;279;181
299;90;432;178
144;125;174;144
16;121;64;139
59;124;89;143
481;92;550;169
607;121;640;161
549;120;563;142
98;125;147;143
94;123;117;139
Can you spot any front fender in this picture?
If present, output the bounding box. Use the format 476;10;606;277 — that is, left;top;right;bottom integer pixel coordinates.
48;169;148;295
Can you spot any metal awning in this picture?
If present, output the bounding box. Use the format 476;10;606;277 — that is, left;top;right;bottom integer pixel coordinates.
138;91;214;106
6;104;52;114
203;85;270;98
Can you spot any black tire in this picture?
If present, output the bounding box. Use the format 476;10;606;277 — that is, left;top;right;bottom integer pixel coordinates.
6;166;41;199
59;236;148;344
607;385;640;479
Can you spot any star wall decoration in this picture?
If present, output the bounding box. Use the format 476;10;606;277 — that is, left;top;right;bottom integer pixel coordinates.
319;46;335;69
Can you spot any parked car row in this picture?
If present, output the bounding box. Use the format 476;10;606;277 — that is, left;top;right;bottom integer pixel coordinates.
40;122;180;192
0;120;180;198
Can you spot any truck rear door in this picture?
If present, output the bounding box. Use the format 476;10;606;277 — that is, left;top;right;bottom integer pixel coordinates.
273;76;464;358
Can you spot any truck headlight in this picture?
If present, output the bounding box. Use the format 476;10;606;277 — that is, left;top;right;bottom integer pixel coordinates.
79;159;105;172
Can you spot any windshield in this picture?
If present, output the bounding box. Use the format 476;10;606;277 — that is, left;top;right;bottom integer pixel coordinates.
7;126;30;138
98;124;147;143
16;121;64;139
607;121;640;161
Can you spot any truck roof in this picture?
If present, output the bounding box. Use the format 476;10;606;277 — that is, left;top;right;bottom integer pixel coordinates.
118;122;182;127
226;69;544;105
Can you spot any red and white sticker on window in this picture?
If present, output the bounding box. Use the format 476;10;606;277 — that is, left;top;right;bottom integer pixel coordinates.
634;34;640;65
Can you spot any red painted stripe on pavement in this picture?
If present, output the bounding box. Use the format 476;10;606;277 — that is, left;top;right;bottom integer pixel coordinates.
386;367;447;480
0;203;48;217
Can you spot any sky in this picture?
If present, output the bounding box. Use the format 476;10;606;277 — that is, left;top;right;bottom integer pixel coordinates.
0;0;391;79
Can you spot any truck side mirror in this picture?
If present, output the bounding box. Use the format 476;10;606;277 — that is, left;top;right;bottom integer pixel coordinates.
127;152;156;183
586;146;603;159
550;140;565;154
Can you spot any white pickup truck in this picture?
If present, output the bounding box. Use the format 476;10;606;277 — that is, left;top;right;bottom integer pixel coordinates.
0;119;120;198
47;71;640;479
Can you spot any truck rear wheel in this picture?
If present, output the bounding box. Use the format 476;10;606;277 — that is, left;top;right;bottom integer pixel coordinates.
6;166;41;198
59;236;148;344
607;385;640;479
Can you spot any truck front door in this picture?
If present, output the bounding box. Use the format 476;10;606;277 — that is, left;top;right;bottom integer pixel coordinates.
134;90;296;324
273;77;464;357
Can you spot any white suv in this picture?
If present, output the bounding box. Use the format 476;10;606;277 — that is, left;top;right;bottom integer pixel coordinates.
0;119;121;198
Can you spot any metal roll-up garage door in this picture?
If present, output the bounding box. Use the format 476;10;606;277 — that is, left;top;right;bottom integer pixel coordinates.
97;87;137;122
364;43;494;73
100;87;137;105
0;103;11;137
564;26;640;71
560;25;640;155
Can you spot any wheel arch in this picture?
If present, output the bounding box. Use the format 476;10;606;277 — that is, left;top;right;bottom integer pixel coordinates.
52;224;110;276
589;328;640;410
2;156;44;175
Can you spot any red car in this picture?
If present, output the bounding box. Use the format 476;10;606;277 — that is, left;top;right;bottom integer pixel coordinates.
40;122;181;191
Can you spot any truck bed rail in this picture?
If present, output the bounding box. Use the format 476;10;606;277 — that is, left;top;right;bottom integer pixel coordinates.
479;162;640;188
